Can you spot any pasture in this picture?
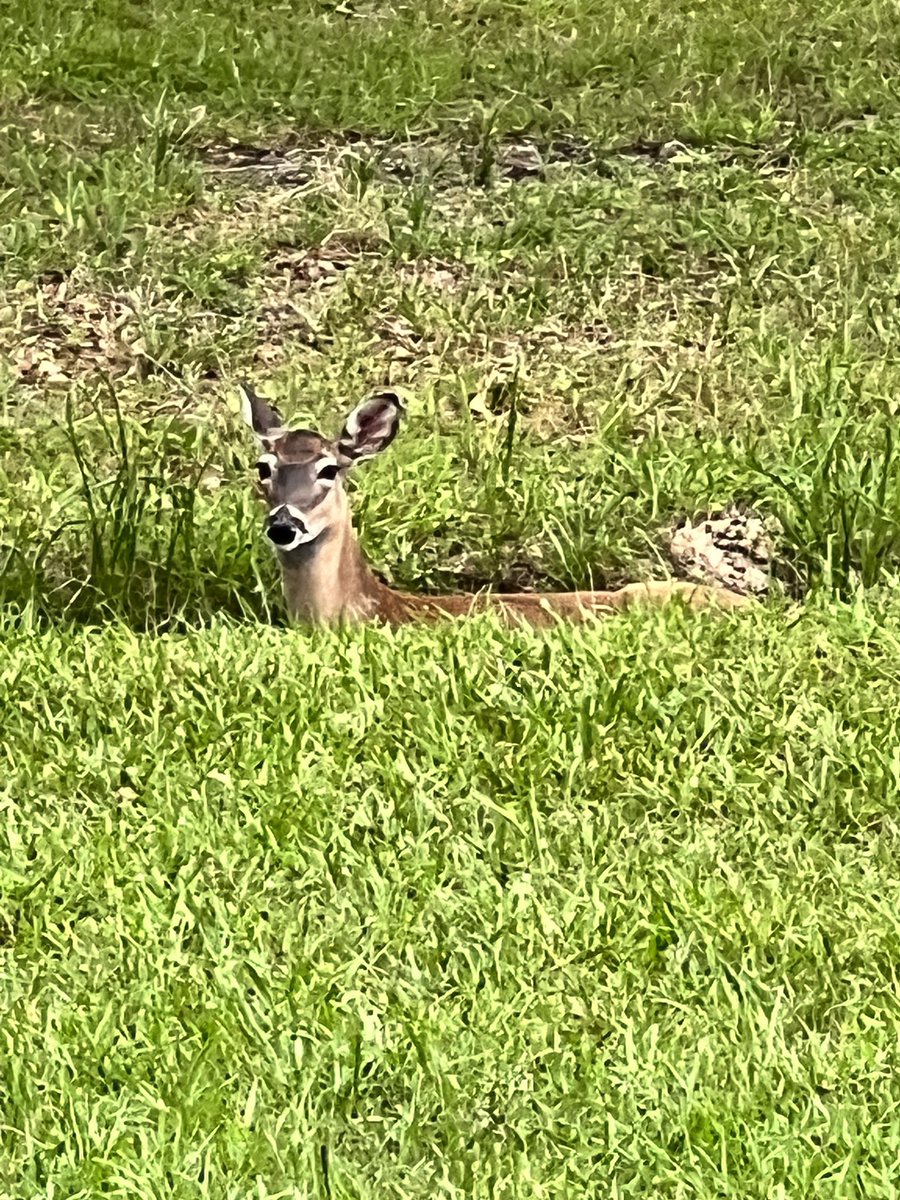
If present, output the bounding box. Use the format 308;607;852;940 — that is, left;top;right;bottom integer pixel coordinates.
3;1;900;1195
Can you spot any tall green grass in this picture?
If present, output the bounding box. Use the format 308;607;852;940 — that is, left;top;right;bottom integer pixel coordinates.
4;379;900;627
0;389;273;628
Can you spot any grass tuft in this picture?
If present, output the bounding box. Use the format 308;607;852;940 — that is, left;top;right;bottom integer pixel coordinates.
1;385;274;629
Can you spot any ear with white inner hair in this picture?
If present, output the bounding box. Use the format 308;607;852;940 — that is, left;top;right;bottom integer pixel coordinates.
336;391;404;465
237;381;285;440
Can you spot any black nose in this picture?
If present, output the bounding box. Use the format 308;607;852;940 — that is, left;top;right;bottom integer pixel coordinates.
267;521;300;546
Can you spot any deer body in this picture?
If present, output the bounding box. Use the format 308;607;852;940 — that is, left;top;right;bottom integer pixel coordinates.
281;531;748;626
239;384;751;626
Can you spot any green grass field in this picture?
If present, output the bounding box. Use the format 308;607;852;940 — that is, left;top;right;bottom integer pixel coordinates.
4;1;900;1195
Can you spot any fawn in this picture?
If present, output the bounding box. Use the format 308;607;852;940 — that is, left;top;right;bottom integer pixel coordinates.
239;383;750;625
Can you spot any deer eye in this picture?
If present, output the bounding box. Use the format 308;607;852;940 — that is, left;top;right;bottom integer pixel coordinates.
317;463;340;483
256;460;274;482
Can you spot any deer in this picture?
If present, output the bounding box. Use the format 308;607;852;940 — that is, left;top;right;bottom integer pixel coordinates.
238;383;752;626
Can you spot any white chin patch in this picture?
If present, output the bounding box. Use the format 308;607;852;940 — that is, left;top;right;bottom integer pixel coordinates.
273;527;320;553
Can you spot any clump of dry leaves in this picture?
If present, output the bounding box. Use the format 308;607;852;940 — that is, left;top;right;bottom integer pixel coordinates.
4;270;152;384
667;507;782;597
266;232;381;289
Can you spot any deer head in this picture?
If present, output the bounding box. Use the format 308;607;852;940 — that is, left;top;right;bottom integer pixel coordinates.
238;382;403;555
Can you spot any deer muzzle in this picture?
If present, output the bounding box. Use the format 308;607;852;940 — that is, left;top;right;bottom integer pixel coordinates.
266;505;307;549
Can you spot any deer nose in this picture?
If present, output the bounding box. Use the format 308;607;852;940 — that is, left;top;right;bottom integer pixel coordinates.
266;506;306;546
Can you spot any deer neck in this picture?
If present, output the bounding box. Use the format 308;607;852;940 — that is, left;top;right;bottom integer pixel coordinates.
278;516;382;624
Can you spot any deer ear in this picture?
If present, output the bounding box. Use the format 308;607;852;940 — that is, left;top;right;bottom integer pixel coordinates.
237;382;285;440
336;391;404;464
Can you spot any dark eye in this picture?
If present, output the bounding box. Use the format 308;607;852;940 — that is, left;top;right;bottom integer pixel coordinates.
317;463;340;482
256;461;273;481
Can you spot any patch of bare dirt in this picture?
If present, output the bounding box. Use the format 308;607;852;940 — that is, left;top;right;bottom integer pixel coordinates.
395;258;467;292
199;133;440;190
198;129;799;194
266;233;382;289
